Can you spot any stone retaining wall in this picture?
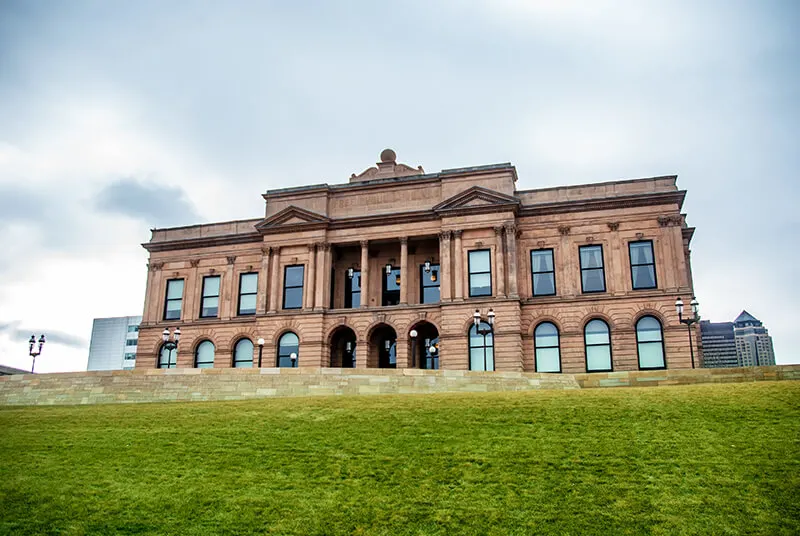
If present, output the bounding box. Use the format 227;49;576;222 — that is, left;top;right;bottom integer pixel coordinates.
1;365;798;406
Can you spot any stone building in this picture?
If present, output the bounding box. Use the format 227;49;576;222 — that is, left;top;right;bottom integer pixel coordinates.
136;149;698;373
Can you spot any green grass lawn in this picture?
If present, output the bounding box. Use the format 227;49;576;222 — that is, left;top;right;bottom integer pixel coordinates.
1;382;798;536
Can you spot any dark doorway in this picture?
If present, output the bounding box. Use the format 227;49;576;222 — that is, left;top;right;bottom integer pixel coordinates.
330;326;357;368
411;322;440;369
369;324;397;368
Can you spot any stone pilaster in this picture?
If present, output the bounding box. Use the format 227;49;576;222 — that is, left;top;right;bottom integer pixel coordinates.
258;246;271;314
314;242;329;311
269;247;281;312
360;240;370;308
453;230;463;300
306;244;316;310
439;231;452;301
400;237;409;305
494;227;506;297
504;224;518;298
222;256;236;319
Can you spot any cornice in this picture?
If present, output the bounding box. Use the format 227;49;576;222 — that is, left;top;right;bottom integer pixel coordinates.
142;232;262;252
518;191;686;217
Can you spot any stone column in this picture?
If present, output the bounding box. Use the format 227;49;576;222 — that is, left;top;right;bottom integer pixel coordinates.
186;259;201;321
400;237;409;305
148;262;165;321
222;256;236;319
360;240;370;308
504;224;519;298
269;247;281;312
453;230;464;300
258;246;271;314
142;263;153;322
315;242;328;311
305;244;317;310
439;231;452;301
494;227;506;297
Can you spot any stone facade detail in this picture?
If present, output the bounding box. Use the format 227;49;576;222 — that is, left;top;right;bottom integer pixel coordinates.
137;150;698;373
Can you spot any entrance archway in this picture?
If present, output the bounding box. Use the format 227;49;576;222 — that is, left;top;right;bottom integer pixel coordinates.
330;326;357;368
368;324;397;368
410;321;439;369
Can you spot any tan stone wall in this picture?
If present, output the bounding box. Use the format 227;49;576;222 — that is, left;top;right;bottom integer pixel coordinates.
2;366;797;406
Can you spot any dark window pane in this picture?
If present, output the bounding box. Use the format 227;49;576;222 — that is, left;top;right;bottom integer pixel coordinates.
470;273;492;296
283;287;303;309
582;268;605;292
240;273;257;294
422;286;440;304
630;242;654;264
165;301;182;319
166;280;184;299
234;339;254;368
585;320;610;345
238;295;256;315
531;250;554;272
278;332;299;367
195;341;215;368
580;246;603;268
632;265;656;289
202;276;220;297
533;273;555;295
285;266;304;287
469;250;490;272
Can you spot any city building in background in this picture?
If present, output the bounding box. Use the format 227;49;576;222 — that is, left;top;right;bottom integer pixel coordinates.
137;149;698;372
0;364;29;375
734;310;775;366
699;321;738;368
87;316;142;371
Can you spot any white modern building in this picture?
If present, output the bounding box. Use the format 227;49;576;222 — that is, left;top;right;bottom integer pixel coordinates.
87;316;142;371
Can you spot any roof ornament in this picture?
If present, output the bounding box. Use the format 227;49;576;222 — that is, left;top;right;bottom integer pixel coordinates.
350;148;424;183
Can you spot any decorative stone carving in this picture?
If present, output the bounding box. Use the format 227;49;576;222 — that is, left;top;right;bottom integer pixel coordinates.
636;232;645;239
226;256;237;265
400;237;408;245
558;225;571;236
261;246;272;255
607;222;620;231
189;259;200;268
493;226;504;236
438;231;452;240
452;230;463;238
149;261;164;272
503;223;517;235
209;268;216;274
537;240;546;248
586;236;595;243
657;215;682;227
360;240;369;247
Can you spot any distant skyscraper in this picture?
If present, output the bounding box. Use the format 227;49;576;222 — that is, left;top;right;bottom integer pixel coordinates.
87;316;142;371
733;311;775;366
699;321;738;368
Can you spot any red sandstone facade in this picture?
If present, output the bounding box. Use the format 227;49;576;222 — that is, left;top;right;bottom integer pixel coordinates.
136;150;698;372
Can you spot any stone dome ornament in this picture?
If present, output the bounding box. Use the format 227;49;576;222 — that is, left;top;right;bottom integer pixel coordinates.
350;149;425;183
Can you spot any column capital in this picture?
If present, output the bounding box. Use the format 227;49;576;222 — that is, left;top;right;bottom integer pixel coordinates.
452;230;463;239
503;223;517;234
189;259;200;268
261;246;272;255
319;241;331;251
360;240;369;248
149;261;164;272
493;226;504;236
438;230;452;241
308;243;317;253
400;237;408;245
226;255;237;265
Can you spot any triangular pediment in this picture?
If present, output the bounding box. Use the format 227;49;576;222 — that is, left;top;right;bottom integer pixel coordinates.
433;186;520;214
255;205;329;232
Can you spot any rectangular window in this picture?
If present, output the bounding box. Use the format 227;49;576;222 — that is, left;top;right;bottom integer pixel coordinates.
531;249;556;296
237;273;258;315
125;339;138;347
468;250;492;297
283;265;304;309
629;240;657;290
124;353;137;360
200;275;221;318
345;270;361;308
126;325;139;333
579;245;606;293
420;264;440;304
164;279;184;320
382;267;400;306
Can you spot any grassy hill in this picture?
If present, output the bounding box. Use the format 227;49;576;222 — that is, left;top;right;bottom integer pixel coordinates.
1;382;798;535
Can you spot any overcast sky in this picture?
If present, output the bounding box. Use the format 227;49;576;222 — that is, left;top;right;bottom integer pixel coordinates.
0;0;797;372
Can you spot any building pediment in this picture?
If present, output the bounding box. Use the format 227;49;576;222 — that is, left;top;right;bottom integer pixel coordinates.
255;206;330;233
433;186;520;215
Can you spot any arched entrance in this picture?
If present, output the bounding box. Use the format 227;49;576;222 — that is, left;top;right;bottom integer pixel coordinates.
330;326;357;368
410;321;440;369
368;324;397;368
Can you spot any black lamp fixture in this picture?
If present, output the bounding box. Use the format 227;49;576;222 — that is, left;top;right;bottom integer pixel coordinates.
161;327;180;369
28;334;46;373
385;262;393;275
410;329;418;368
347;267;355;279
423;260;431;273
472;308;496;336
675;297;700;369
290;352;298;367
257;337;265;367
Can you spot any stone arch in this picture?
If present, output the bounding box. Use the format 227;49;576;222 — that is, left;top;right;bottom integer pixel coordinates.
632;307;668;326
407;318;441;336
226;329;258;352
579;311;615;331
325;322;359;344
365;318;400;342
528;315;564;336
272;325;303;346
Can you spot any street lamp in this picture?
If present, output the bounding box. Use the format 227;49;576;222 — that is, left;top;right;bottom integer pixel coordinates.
161;327;181;369
28;334;45;373
257;337;265;367
675;297;700;369
410;329;418;368
473;308;495;336
290;352;298;368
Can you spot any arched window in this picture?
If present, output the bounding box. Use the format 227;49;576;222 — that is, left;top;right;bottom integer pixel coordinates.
194;340;215;368
469;323;494;371
636;316;666;369
158;344;177;369
534;322;561;373
277;332;299;367
584;319;612;372
233;338;254;368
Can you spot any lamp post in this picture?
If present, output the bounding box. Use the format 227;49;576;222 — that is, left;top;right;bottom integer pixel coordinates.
473;308;496;336
290;352;297;368
161;327;181;369
410;329;418;368
675;297;699;369
28;334;46;373
426;338;438;370
257;338;265;367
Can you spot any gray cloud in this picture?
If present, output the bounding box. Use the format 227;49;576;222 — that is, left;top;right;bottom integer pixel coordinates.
94;178;202;228
0;321;87;350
